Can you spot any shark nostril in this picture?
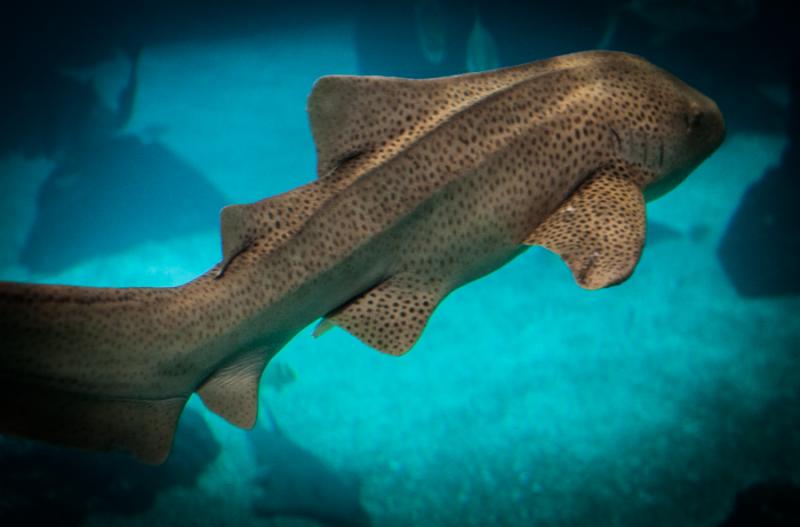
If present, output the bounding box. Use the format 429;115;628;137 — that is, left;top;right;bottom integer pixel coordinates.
684;109;709;136
685;110;702;131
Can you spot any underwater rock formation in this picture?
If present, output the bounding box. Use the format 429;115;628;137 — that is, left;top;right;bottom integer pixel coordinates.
717;62;800;297
249;404;371;526
597;0;758;49
20;134;227;274
0;408;220;526
718;480;800;527
6;47;227;274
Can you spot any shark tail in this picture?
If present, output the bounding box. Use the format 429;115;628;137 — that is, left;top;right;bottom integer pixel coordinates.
0;377;186;464
0;281;187;464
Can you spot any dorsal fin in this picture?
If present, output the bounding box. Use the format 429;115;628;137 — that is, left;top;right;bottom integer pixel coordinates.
307;74;504;180
217;183;328;276
219;203;253;270
307;51;617;180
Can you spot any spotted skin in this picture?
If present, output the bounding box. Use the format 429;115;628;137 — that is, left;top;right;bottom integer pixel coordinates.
525;161;647;289
0;51;725;463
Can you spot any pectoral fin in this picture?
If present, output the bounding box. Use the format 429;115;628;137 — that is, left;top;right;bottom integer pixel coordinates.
524;164;646;289
313;275;444;356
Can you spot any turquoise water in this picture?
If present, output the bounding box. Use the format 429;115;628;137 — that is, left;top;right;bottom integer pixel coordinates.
1;3;798;526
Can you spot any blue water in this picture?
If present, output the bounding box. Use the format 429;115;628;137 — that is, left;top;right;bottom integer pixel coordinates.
1;2;798;526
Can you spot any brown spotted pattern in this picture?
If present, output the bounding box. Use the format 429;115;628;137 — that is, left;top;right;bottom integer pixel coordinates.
524;163;646;289
313;274;443;356
0;51;725;462
218;182;331;275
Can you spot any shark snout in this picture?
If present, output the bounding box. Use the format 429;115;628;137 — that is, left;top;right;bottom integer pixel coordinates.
707;100;726;150
689;94;726;154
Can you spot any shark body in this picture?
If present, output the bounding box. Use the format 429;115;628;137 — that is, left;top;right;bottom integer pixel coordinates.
0;51;725;463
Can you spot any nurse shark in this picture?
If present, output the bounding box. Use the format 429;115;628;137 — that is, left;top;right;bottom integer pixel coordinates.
0;51;725;463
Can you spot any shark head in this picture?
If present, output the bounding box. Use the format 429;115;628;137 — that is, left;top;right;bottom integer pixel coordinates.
595;53;726;201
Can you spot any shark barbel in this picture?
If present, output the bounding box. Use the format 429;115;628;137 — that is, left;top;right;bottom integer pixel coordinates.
0;51;725;463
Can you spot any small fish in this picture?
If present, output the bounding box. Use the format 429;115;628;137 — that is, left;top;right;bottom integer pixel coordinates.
467;8;500;72
19;46;227;274
0;51;725;463
414;0;448;65
262;361;296;393
465;11;500;73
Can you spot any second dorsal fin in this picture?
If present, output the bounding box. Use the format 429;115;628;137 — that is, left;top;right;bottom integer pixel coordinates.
217;183;328;276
